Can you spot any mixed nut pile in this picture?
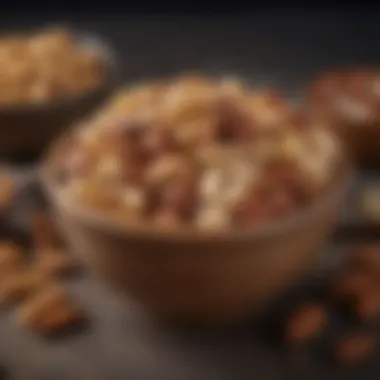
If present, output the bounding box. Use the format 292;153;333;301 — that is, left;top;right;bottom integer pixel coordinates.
55;75;341;230
0;28;105;105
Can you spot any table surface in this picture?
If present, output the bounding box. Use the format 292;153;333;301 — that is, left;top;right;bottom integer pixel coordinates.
1;11;380;380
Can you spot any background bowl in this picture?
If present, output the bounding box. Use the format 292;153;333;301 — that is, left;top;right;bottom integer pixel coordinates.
41;135;350;325
0;29;119;161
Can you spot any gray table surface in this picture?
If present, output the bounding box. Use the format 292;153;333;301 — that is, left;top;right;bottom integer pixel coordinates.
1;11;380;380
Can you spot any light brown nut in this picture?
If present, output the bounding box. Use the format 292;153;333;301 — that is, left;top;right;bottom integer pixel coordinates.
334;333;376;365
0;270;46;306
0;242;24;276
18;284;86;335
34;249;78;278
284;303;328;343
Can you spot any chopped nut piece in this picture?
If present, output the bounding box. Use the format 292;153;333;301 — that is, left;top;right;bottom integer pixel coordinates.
334;333;376;365
284;303;328;343
18;285;86;335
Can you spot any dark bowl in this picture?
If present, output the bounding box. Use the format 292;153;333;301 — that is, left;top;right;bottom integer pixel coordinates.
40;134;351;326
0;30;119;160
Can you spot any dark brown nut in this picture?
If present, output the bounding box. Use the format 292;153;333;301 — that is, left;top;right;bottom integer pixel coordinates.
0;271;46;306
0;242;23;276
34;249;78;278
18;284;86;335
284;303;328;343
30;211;59;250
334;333;376;365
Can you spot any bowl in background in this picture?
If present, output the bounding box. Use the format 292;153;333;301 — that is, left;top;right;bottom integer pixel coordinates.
0;29;119;160
41;134;350;326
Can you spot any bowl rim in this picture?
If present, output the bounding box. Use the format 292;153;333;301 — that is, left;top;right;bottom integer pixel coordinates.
0;28;118;115
40;131;352;244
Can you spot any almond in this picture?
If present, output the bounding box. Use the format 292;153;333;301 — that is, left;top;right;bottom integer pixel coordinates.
334;333;376;365
284;303;328;343
18;285;86;335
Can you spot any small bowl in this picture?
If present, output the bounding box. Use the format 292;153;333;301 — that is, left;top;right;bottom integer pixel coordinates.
0;30;119;160
306;68;380;168
41;133;350;326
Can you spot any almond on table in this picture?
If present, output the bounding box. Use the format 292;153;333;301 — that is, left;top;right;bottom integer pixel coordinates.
284;302;328;344
18;284;86;335
333;333;376;365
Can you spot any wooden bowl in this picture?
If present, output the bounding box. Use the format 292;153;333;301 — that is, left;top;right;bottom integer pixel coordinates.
40;134;350;326
0;30;119;160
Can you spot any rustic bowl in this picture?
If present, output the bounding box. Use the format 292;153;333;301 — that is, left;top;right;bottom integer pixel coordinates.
0;30;119;160
41;135;350;326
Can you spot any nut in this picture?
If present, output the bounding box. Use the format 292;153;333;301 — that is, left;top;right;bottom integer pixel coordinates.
284;303;328;343
334;333;376;365
18;284;86;335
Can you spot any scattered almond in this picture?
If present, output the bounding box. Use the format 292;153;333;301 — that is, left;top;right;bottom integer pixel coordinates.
284;303;328;343
18;284;86;335
334;333;376;365
0;270;47;306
